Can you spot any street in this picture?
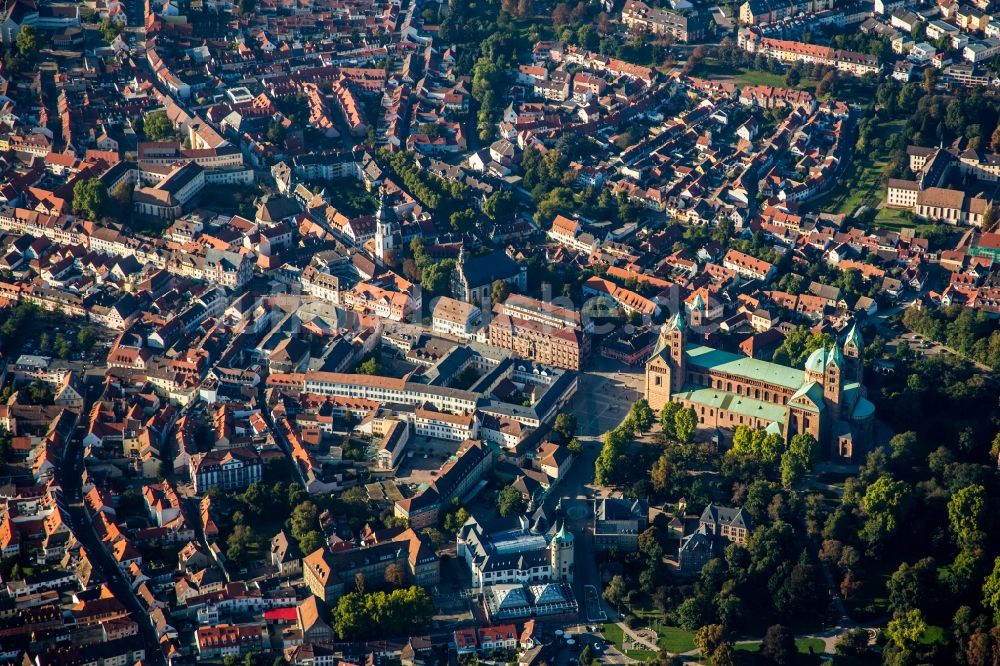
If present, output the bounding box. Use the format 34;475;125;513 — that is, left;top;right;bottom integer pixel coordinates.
61;376;167;666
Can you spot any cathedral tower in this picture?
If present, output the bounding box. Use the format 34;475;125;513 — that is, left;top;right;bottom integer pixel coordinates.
644;310;687;410
843;324;864;385
823;344;844;421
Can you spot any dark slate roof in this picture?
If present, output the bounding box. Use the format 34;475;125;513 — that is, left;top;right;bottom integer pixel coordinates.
699;503;751;531
460;250;521;289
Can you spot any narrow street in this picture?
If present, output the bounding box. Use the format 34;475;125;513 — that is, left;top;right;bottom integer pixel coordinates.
61;378;167;666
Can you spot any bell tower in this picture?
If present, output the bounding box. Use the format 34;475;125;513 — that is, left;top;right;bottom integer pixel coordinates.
374;189;395;265
843;324;864;385
644;310;687;411
550;521;574;584
824;345;844;421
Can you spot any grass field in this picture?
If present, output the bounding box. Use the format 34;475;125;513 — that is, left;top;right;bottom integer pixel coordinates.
920;625;946;645
601;622;696;658
602;623;624;646
694;58;820;91
871;206;914;229
657;626;697;653
734;637;827;654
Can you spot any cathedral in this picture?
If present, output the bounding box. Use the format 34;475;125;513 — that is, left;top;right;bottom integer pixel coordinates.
645;311;875;461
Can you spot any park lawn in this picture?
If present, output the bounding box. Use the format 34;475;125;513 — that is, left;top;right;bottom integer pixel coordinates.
657;626;697;653
797;638;827;654
627;649;658;660
920;625;946;645
735;638;827;654
602;623;625;650
734;69;819;90
693;58;819;92
871;206;913;230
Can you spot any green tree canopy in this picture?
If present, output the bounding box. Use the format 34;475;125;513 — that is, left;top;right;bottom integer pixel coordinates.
73;178;108;220
948;484;987;552
497;486;527;517
144;110;176;141
16;26;39;58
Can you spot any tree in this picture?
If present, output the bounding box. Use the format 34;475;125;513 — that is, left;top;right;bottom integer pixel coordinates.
73;179;108;220
604;574;627;610
984;205;1000;232
991;124;1000;153
289;501;319;543
772;327;833;367
595;425;630;485
76;326;97;351
482;190;514;221
816;71;837;98
99;18;124;44
552;2;571;25
268;121;287;144
728;426;784;464
694;624;734;666
384;562;407;588
780;432;818;488
761;624;795;666
144;110;176;141
419;259;454;297
298;530;323;554
948;484;987;552
356;353;380;375
497;486;527;517
226;524;261;564
660;402;680;439
887;558;936;616
784;67;801;87
674;406;697;444
238;0;256;16
554;413;577;441
835;628;871;657
491;279;510;305
923;67;937;95
860;475;911;550
332;586;433;640
443;506;470;533
449;209;476;232
983;556;1000;624
627;398;654;432
886;608;927;649
15;26;39;59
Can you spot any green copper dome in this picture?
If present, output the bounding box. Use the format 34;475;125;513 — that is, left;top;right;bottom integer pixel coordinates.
805;346;828;374
554;522;574;543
